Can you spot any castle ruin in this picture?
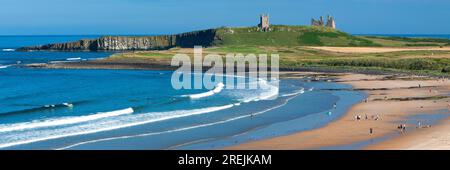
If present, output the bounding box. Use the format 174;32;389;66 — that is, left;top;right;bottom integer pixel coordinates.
311;15;336;29
258;14;270;32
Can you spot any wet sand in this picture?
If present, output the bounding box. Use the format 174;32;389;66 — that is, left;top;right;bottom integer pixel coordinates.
367;113;450;150
227;73;450;150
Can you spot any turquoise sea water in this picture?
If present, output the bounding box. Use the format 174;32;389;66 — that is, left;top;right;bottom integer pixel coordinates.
353;34;450;39
8;35;449;149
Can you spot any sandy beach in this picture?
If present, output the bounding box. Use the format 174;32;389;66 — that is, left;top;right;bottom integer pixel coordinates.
228;73;450;150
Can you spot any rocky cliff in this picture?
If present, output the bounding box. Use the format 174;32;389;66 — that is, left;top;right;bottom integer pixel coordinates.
18;29;219;51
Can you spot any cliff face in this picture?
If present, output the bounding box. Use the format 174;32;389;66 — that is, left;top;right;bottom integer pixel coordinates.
20;39;98;51
18;29;218;51
96;35;175;51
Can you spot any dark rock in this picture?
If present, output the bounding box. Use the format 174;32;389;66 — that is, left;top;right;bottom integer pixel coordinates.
17;29;218;51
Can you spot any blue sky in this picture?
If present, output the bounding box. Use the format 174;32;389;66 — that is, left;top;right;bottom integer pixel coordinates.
0;0;449;35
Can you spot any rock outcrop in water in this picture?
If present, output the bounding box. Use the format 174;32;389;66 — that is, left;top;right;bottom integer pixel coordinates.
18;29;219;51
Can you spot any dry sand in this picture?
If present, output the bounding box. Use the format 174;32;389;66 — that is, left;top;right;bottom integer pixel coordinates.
308;46;450;53
227;73;450;150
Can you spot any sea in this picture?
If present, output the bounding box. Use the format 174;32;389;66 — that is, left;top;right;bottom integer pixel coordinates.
1;34;446;150
354;34;450;39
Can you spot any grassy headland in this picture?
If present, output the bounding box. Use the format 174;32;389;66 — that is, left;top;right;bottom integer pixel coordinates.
214;25;378;47
28;25;450;76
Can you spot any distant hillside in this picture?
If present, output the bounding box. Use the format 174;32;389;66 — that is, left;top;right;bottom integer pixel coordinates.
18;25;382;51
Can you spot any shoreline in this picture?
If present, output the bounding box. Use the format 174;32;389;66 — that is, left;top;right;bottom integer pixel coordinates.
171;77;365;150
226;73;450;150
24;60;448;79
18;58;450;150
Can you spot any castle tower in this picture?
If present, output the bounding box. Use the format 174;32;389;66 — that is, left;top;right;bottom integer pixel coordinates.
326;15;336;29
258;14;270;32
311;15;336;29
311;16;325;26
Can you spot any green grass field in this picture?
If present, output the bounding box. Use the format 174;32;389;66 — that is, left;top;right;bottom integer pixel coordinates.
106;25;450;76
214;25;379;47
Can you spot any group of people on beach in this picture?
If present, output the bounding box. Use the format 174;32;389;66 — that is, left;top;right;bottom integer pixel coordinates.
354;113;381;135
354;114;380;121
415;121;432;129
397;121;432;134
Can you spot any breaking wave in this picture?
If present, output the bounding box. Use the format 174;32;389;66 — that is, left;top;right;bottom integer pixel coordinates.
182;82;225;99
0;74;295;149
1;49;15;52
57;91;300;150
0;105;233;149
0;108;134;133
238;78;279;103
281;88;305;97
0;65;12;69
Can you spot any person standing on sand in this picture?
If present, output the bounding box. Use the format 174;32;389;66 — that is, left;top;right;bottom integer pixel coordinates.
369;128;373;135
398;124;407;133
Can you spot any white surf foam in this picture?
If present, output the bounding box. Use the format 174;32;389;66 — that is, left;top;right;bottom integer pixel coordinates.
66;57;82;61
57;93;299;150
239;78;279;103
182;82;225;99
0;65;12;69
0;74;282;149
1;49;15;52
0;105;233;149
281;88;305;97
0;108;134;133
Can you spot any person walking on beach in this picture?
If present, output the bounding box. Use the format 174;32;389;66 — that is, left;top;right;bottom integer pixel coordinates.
369;128;373;135
374;114;380;121
398;124;407;133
